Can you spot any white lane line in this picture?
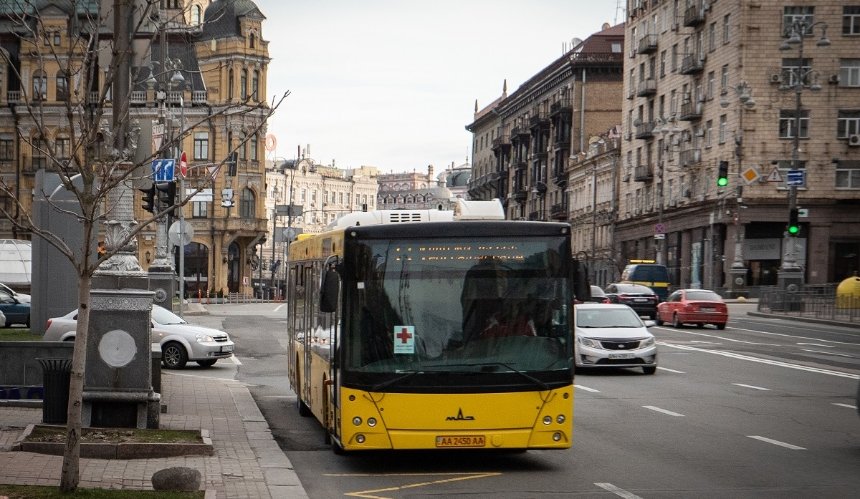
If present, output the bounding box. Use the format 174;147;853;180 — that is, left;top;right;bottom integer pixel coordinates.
661;342;860;380
230;355;243;366
800;349;856;359
832;403;857;410
747;435;806;450
643;405;685;417
273;304;286;313
657;366;685;373
595;482;643;499
574;384;600;393
796;343;835;348
733;383;770;391
727;326;858;345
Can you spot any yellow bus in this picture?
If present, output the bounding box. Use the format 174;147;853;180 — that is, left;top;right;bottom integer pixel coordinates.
287;200;590;453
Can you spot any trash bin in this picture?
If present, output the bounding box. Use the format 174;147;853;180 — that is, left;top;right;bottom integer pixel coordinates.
38;358;72;424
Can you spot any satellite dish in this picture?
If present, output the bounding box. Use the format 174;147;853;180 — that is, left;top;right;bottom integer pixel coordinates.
168;220;194;247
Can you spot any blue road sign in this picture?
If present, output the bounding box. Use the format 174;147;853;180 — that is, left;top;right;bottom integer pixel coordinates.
786;169;805;186
152;159;176;182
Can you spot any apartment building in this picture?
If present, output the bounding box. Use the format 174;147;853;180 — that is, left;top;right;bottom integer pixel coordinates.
620;0;860;289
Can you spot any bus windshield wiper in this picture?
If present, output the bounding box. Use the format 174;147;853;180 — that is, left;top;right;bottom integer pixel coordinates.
426;362;549;391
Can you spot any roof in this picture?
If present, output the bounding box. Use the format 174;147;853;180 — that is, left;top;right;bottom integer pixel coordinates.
199;0;266;41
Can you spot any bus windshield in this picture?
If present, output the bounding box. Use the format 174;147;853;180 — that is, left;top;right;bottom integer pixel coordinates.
342;236;572;379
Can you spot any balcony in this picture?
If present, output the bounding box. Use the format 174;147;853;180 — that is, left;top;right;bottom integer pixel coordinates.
492;134;511;151
679;54;705;75
550;98;571;116
679;101;703;121
511;125;530;138
6;91;20;103
512;188;528;201
637;78;657;97
550;203;567;220
683;2;705;27
635;121;655;140
638;34;658;54
191;90;208;105
130;91;146;105
679;148;702;167
634;164;654;182
513;159;527;171
529;111;550;128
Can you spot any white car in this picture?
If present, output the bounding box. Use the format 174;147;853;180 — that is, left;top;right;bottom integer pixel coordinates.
0;282;30;304
574;303;657;375
43;305;234;369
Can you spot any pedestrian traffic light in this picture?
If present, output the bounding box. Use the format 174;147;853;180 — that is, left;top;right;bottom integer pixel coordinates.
140;185;155;213
787;208;800;236
717;160;729;187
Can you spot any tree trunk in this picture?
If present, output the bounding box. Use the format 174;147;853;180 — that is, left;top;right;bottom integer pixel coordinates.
59;273;92;492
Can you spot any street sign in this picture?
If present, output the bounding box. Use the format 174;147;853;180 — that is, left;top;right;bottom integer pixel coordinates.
786;169;805;186
168;220;194;247
655;223;665;234
798;208;809;218
152;159;176;182
152;121;165;153
221;188;234;207
654;233;666;240
766;168;783;183
185;188;212;202
741;166;760;184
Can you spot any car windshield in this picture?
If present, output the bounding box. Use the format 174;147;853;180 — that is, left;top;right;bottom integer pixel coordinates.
686;290;722;301
152;306;187;325
577;307;643;328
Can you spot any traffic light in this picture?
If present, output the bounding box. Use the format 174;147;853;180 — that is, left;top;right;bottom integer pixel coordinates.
717;160;729;188
787;208;800;236
140;185;155;213
156;181;176;216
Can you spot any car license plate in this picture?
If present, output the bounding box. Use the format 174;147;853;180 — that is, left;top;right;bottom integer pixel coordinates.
609;353;635;359
221;345;234;353
634;298;648;303
435;435;486;448
700;308;715;312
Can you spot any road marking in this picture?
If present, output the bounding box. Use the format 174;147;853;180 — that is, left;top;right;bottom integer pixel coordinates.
657;366;685;373
800;349;856;359
747;435;806;450
733;383;770;391
832;403;857;410
230;355;243;366
728;325;858;345
796;343;835;348
654;329;779;346
595;482;643;499
273;304;286;313
660;342;860;380
574;384;600;393
643;405;685;417
331;472;501;498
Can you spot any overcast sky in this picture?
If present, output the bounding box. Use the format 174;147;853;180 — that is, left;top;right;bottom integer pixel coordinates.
257;0;622;173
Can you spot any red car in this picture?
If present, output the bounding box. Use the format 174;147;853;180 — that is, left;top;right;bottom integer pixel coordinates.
656;289;728;329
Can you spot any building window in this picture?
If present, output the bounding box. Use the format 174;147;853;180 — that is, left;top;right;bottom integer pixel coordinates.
228;68;234;100
31;138;46;170
191;5;201;25
704;120;713;147
660;50;667;77
841;59;860;86
55;137;70;161
240;69;248;100
836;160;860;188
56;72;69;101
249;33;256;49
719;114;727;144
783;6;814;36
837;110;860;138
252;70;259;99
782;58;812;86
779;110;810;139
720;65;729;94
671;43;678;72
240;188;255;219
0;138;13;161
192;201;208;218
708;22;716;52
32;71;47;100
249;133;258;162
706;71;715;100
723;14;731;44
843;6;860;35
193;132;209;160
53;32;60;46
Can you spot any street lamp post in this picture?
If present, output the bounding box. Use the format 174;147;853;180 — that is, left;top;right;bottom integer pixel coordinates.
719;81;756;296
777;19;830;290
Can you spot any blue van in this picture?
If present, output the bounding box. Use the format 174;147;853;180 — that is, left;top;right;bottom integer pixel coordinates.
621;260;670;301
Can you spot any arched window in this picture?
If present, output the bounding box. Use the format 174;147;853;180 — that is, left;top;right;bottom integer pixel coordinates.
191;5;201;26
240;69;247;99
249;133;258;163
251;70;259;99
228;68;234;100
240;188;255;219
32;70;47;100
249;33;256;49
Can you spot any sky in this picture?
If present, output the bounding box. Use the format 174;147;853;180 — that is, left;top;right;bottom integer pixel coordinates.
257;0;622;174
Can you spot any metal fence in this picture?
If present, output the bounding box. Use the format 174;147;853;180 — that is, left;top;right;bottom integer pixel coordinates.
758;287;860;324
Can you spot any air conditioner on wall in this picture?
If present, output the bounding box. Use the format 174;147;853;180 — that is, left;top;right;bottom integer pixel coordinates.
770;74;782;84
849;134;860;147
829;74;840;84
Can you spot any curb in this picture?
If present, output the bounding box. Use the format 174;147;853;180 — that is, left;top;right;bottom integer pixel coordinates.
747;311;860;329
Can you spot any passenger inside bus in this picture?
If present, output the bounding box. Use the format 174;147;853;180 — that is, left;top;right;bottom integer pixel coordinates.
460;256;509;343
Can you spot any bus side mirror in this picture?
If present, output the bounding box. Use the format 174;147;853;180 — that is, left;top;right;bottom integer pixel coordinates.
319;269;340;313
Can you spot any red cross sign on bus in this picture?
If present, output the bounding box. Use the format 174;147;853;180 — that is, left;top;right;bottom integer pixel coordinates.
393;325;415;354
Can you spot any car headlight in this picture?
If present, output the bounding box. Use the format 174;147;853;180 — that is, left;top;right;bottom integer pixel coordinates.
579;337;601;349
639;337;655;348
196;333;215;343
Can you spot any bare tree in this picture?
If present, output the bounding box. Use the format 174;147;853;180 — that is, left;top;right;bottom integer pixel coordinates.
0;0;287;491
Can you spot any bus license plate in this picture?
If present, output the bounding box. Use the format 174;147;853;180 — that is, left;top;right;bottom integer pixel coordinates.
435;435;486;448
609;353;634;359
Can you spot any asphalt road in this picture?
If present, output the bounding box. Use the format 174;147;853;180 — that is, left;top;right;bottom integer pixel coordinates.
194;302;860;499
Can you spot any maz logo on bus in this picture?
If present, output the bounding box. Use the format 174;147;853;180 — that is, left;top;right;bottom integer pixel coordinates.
446;408;475;421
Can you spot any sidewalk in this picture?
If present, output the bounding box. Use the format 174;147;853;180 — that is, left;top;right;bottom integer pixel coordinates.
0;303;309;498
